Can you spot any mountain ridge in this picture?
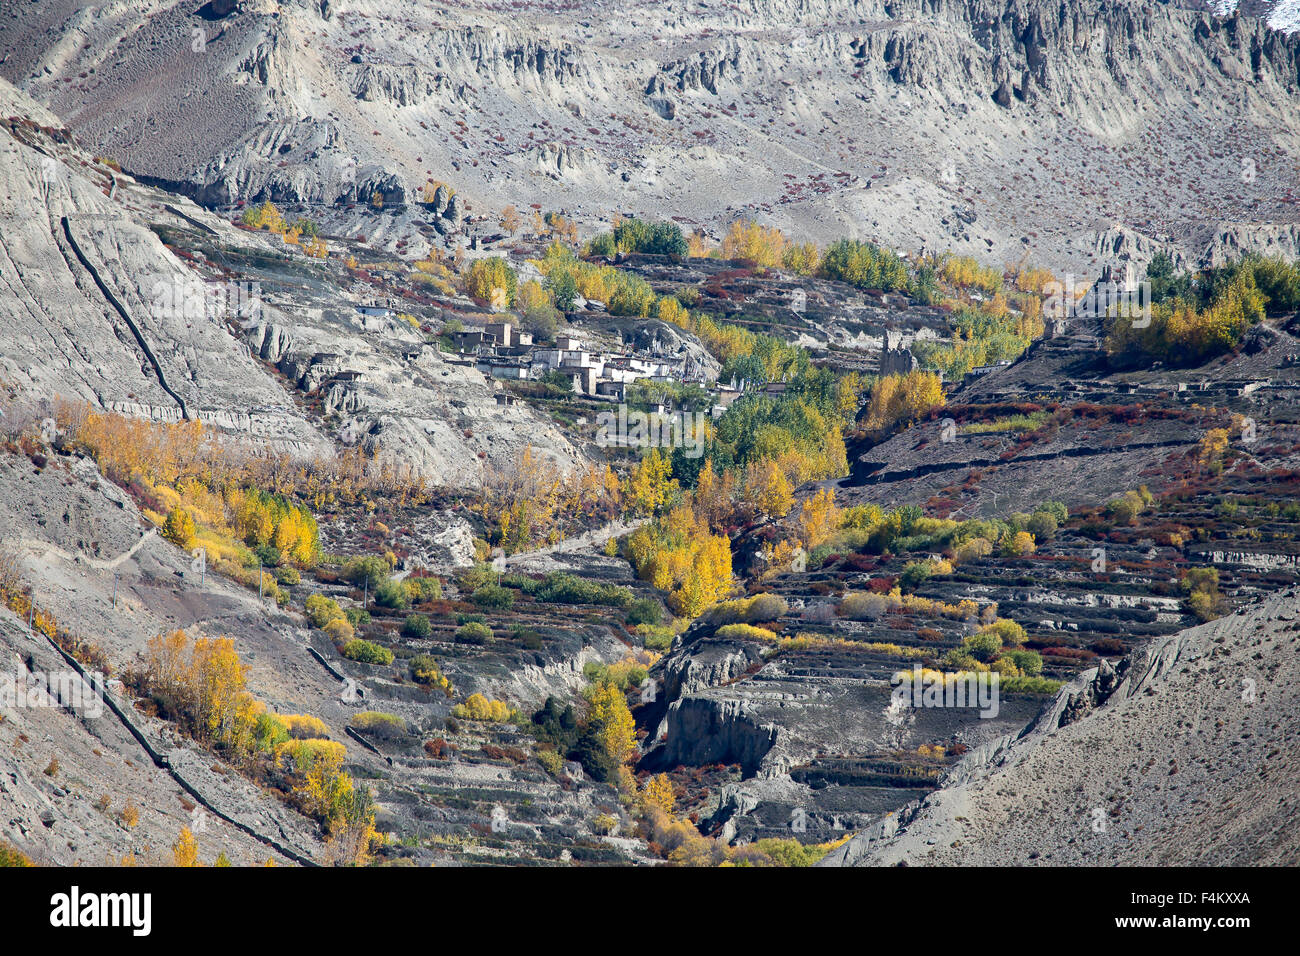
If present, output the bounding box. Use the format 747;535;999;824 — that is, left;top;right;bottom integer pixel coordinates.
5;0;1300;274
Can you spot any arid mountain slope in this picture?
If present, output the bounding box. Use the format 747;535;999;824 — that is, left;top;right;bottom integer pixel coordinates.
0;77;579;485
3;1;1300;273
820;590;1300;866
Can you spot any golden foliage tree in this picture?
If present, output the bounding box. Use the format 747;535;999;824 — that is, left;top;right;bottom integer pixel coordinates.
782;242;821;276
275;738;351;823
641;773;676;816
162;507;197;548
722;219;787;268
464;257;518;306
500;205;520;235
745;459;793;520
172;827;199;867
141;631;248;744
482;447;622;553
626;504;733;617
863;370;945;434
452;693;515;722
692;459;734;532
1197;427;1230;473
797;488;840;548
626;447;677;517
240;201;286;234
587;683;637;765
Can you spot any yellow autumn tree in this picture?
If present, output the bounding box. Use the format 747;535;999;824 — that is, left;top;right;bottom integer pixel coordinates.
641;773;675;816
797;488;840;548
782;241;821;276
464;257;518;306
722;219;787;268
240;201;286;234
588;683;637;765
162;507;196;548
325;784;378;866
942;255;1003;294
276;738;351;824
501;205;520;235
483;445;561;552
1198;427;1230;472
656;295;690;326
626;447;677;516
143;630;194;707
236;495;275;547
693;459;734;531
172;827;199;867
746;458;793;520
626;504;733;617
142;631;248;746
516;279;550;312
672;534;734;617
1002;531;1036;557
482;449;622;552
863;370;945;434
191;637;246;741
452;693;515;722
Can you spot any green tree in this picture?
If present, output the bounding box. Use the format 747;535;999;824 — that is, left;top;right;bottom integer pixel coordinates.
342;639;394;666
471;584;514;610
820;238;909;292
547;270;578;311
963;631;1002;663
374;577;410;610
346;556;390;592
401;614;432;639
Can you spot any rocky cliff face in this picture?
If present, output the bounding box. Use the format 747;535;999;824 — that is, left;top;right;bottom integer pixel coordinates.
820;591;1300;866
0;77;580;486
4;1;1299;272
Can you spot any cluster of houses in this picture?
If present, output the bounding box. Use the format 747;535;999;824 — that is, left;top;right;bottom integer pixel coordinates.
348;291;800;415
446;321;739;407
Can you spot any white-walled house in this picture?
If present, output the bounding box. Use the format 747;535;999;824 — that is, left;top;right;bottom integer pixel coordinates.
476;357;530;380
535;347;602;374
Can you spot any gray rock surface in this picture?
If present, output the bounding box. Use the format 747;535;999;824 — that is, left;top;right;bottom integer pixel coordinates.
820;592;1300;866
4;2;1300;272
0;77;582;487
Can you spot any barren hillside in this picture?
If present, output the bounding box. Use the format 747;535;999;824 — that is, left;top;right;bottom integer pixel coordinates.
4;1;1300;273
2;2;1299;876
821;590;1300;866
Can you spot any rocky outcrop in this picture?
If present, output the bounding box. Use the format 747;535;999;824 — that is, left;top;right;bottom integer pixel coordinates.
659;46;745;95
821;593;1300;866
528;142;606;182
8;1;1300;269
350;64;446;107
0;80;580;486
1056;656;1124;727
654;697;780;777
661;640;758;702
